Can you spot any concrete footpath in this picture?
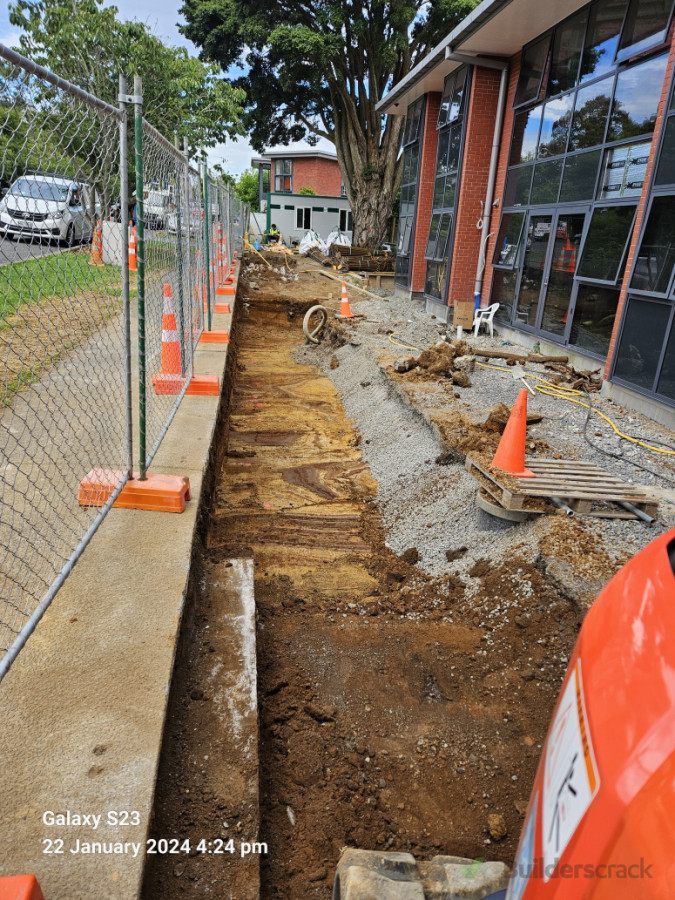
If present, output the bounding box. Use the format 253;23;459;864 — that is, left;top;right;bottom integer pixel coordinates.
0;271;240;899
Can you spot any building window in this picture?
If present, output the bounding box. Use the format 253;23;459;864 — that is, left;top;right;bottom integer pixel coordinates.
424;67;470;302
339;208;353;231
492;0;674;359
275;159;292;192
395;95;425;287
341;181;347;197
296;207;311;230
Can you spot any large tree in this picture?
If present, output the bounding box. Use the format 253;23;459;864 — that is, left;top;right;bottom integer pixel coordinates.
180;0;477;248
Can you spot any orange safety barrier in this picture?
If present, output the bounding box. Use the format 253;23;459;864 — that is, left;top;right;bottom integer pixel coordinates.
79;470;191;513
0;876;45;900
199;330;229;344
490;389;535;477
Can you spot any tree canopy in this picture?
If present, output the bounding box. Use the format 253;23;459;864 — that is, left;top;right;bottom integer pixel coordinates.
234;168;260;211
8;0;246;153
180;0;477;246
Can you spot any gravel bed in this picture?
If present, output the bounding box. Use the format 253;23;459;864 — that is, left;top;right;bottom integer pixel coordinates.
297;284;675;585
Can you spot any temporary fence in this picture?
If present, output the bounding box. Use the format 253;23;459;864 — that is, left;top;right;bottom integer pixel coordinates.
0;46;246;684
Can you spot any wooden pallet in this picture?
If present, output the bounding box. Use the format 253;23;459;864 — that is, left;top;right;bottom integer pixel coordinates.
466;455;658;519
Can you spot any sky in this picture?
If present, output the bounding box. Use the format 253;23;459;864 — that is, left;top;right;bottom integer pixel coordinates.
0;0;335;176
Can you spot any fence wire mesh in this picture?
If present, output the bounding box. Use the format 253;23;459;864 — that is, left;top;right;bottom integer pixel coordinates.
0;50;129;662
0;46;247;681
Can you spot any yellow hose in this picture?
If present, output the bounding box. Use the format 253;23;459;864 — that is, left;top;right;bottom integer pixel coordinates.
388;333;420;352
475;361;675;456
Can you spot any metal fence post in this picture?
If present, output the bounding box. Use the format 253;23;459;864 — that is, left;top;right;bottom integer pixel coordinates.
133;75;147;481
183;138;194;340
119;74;133;480
173;135;186;374
202;156;212;332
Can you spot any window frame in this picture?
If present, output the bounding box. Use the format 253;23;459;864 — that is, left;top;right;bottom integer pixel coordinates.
274;158;293;193
492;211;527;270
610;293;675;401
295;206;311;230
339;208;353;232
574;199;638;285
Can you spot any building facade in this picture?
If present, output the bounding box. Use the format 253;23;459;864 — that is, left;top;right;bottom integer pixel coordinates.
252;149;352;244
377;0;675;423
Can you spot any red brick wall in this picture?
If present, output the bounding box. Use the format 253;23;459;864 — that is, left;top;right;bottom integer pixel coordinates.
410;93;441;292
481;52;521;308
603;30;675;380
448;67;503;307
272;157;343;197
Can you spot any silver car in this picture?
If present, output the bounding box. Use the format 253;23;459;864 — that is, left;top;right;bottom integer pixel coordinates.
0;174;98;245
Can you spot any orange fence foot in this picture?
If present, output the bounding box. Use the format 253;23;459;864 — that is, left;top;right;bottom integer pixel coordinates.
213;302;231;314
151;373;185;395
215;285;235;296
79;471;191;513
0;875;46;900
199;330;229;344
185;375;220;396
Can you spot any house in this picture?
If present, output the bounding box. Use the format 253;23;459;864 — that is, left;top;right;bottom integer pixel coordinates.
377;0;675;426
251;148;353;244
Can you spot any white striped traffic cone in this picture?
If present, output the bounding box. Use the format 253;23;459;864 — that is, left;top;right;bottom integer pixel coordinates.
340;281;354;318
151;284;184;394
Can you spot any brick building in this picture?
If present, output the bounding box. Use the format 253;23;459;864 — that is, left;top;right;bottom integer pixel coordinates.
377;0;675;424
252;148;353;244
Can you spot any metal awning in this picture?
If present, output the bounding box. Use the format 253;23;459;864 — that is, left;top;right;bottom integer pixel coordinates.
377;0;590;114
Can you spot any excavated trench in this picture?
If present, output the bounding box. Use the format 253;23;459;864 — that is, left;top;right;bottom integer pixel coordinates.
142;265;579;899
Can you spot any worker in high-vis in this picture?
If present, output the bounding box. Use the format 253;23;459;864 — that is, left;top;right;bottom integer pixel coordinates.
268;224;280;244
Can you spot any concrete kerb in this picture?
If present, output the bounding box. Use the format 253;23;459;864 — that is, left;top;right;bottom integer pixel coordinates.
0;259;243;898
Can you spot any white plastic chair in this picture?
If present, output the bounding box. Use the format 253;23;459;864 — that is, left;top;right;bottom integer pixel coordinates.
473;302;500;338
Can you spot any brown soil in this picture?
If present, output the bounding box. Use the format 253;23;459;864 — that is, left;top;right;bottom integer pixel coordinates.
143;261;580;899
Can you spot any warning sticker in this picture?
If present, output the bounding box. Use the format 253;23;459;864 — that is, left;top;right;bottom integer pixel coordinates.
542;659;599;877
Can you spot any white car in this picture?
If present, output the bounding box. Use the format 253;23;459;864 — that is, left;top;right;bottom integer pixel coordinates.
0;174;98;246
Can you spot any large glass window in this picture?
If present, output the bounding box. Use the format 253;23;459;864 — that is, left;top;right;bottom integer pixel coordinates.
424;67;470;301
569;78;613;150
548;9;587;96
618;0;672;60
630;196;675;294
493;212;526;267
538;97;574;157
614;298;671;390
655;117;675;186
608;54;668;142
580;0;628;83
510;107;544;164
577;204;636;281
570;284;621;355
560;150;602;201
395;96;425;287
515;35;551;107
531;159;564;204
599;141;650;199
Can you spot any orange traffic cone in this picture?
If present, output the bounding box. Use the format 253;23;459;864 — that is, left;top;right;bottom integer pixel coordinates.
151;284;183;394
340;281;354;318
89;219;104;267
128;222;137;272
491;389;535;478
0;874;46;899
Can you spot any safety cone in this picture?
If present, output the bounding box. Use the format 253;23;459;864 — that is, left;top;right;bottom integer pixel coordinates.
0;874;46;899
491;389;535;478
89;219;104;266
151;284;183;394
340;281;354;318
128;222;137;272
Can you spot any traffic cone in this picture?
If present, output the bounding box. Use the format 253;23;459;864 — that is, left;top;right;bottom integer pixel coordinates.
151;284;183;394
128;222;137;272
0;874;46;899
89;219;104;266
491;389;535;478
340;281;354;318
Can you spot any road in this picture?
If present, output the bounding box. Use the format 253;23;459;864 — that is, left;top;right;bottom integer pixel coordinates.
0;233;67;265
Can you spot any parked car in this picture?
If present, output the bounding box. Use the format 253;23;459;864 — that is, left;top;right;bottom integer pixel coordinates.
144;190;173;230
0;173;98;245
166;206;201;237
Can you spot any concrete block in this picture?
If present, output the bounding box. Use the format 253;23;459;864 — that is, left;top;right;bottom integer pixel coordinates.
337;867;425;900
421;855;510;899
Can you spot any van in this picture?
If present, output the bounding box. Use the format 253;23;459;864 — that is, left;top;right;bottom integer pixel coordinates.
144;190;173;230
0;173;98;246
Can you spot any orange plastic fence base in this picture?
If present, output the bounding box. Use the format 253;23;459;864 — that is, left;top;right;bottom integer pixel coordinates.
151;374;220;396
215;284;235;296
185;375;220;396
0;875;46;900
199;330;229;344
214;303;231;314
79;470;191;513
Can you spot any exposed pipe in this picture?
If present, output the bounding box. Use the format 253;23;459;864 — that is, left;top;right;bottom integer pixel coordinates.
617;500;655;525
445;49;509;311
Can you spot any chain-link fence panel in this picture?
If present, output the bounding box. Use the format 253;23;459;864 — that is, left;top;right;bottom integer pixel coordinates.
136;121;195;472
0;46;130;672
187;165;205;351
